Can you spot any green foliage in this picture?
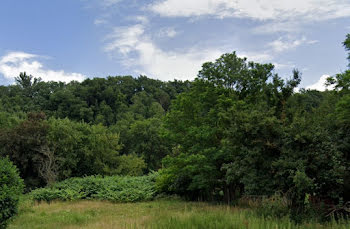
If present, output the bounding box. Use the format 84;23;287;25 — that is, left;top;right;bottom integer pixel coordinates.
126;117;169;171
326;34;350;91
161;52;301;203
221;101;282;195
288;170;322;223
0;157;24;229
157;152;218;200
30;173;158;202
113;154;146;176
0;114;145;190
245;194;290;219
0;74;188;173
0;112;50;189
0;112;23;129
159;48;349;223
48;118;123;178
336;94;350;125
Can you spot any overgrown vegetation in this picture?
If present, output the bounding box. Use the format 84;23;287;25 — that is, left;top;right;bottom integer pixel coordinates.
30;174;157;202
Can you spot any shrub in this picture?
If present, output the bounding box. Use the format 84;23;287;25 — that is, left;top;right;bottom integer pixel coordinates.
0;157;24;229
256;193;290;219
30;173;158;203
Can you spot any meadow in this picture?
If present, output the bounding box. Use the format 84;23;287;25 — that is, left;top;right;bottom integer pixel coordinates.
8;199;350;229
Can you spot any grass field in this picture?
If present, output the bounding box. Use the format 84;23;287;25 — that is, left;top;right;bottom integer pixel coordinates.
8;199;350;229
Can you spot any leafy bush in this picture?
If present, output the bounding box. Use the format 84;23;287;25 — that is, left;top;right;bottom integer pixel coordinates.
0;157;24;229
30;173;158;202
256;193;290;219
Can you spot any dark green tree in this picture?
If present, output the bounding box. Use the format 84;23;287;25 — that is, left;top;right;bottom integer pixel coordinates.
0;157;24;229
0;112;50;189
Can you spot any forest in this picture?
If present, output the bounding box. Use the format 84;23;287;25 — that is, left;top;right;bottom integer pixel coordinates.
0;34;350;228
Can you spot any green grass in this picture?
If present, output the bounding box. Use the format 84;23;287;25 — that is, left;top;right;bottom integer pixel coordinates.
8;198;350;229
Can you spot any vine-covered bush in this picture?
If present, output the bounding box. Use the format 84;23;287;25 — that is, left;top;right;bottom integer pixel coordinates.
256;193;290;219
30;173;158;202
0;157;24;229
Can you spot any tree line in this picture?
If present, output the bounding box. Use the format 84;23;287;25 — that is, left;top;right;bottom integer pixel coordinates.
0;75;190;189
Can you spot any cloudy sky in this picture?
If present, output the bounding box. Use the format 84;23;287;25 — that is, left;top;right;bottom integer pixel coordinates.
0;0;349;90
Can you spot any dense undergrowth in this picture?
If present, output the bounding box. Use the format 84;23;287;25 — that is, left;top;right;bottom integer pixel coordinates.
28;174;348;224
30;173;157;202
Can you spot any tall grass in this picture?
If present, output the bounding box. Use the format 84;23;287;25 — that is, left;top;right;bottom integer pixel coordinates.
147;205;349;229
9;199;350;229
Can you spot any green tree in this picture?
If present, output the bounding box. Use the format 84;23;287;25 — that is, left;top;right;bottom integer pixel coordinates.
128;118;169;171
161;52;300;201
327;34;350;91
15;72;40;98
0;112;51;189
0;157;24;229
325;34;350;202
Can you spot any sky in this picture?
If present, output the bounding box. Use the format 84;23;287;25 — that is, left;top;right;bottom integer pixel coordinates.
0;0;350;90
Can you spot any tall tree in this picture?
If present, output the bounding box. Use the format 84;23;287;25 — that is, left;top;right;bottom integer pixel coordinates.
159;52;301;201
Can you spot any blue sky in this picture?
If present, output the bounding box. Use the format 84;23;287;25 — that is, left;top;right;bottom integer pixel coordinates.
0;0;349;90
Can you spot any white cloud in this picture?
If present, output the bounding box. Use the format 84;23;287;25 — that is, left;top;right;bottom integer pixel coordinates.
104;24;225;80
157;27;178;38
103;23;280;81
273;62;295;70
305;74;334;91
101;0;122;7
104;24;145;55
149;0;350;21
268;36;318;53
134;16;149;24
135;43;223;80
94;18;108;25
0;52;86;83
150;0;231;18
253;21;304;34
237;52;272;63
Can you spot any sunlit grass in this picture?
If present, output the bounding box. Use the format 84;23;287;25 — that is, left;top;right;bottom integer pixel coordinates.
8;198;350;229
